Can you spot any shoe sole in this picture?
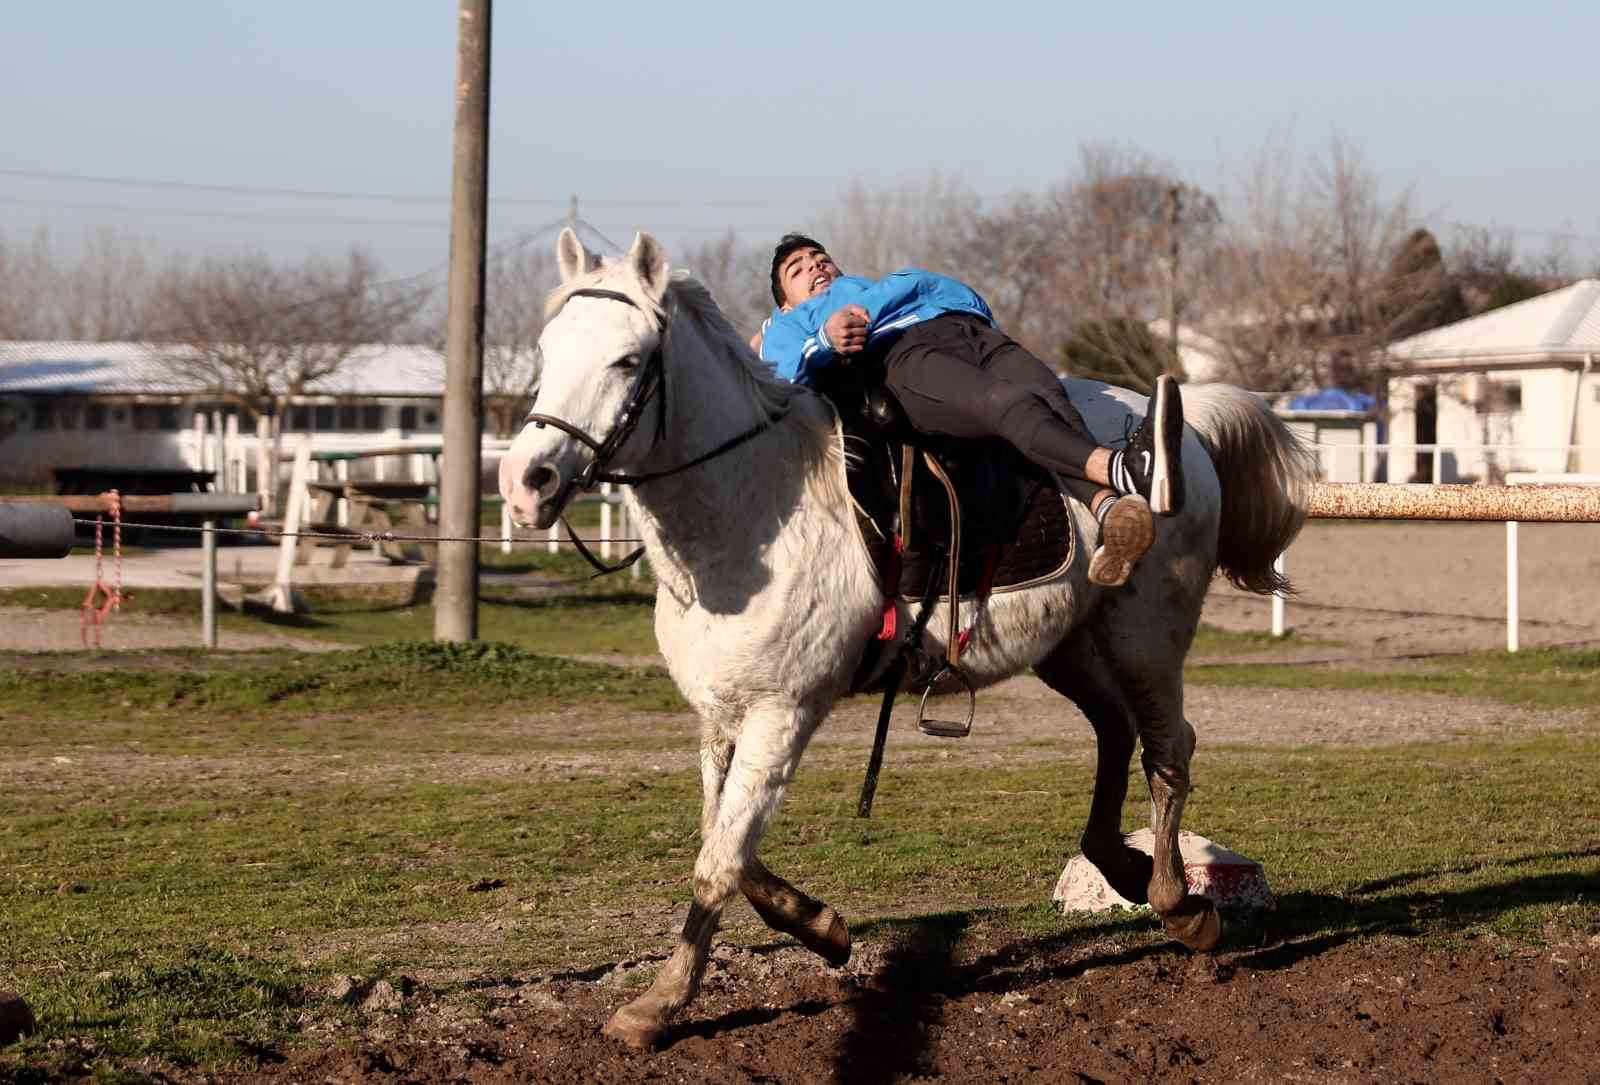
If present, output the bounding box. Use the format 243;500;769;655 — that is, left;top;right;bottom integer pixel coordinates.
1150;375;1185;517
1088;495;1154;587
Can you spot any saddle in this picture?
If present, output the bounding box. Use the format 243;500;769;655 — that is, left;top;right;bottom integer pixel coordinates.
815;367;1078;739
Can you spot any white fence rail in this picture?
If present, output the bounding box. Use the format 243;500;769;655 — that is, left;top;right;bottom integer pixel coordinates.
1273;478;1600;652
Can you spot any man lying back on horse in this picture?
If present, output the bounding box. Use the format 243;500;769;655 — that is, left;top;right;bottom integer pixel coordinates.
753;234;1185;587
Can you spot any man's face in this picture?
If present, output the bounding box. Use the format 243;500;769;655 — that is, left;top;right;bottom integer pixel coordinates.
778;246;841;310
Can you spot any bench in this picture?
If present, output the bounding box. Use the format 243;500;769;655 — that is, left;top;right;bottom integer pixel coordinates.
297;480;437;566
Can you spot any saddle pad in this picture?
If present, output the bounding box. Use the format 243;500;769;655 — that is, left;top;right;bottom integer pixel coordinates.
900;482;1077;603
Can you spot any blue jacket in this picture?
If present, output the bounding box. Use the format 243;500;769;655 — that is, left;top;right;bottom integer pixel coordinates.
758;268;993;385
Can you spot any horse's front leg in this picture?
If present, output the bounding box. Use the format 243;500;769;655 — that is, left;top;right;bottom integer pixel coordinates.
741;857;851;966
604;700;817;1050
692;735;850;964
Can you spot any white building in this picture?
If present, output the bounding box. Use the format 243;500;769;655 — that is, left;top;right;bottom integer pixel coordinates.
1385;280;1600;482
0;341;533;489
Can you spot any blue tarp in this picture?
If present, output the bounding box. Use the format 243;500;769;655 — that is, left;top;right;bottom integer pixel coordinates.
1288;388;1377;412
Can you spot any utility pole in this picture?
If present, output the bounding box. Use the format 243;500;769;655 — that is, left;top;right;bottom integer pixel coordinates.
1164;185;1185;380
434;0;492;643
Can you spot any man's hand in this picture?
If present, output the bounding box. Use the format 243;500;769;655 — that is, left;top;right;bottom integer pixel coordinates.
824;304;870;356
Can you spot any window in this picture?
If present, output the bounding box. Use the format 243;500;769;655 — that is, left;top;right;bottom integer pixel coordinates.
86;403;107;430
32;400;54;430
314;404;336;431
289;405;311;431
157;405;180;431
1480;380;1521;412
399;405;418;431
337;404;357;430
361;404;384;431
423;410;439;427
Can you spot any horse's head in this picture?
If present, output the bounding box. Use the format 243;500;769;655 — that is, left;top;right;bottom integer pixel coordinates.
501;228;670;529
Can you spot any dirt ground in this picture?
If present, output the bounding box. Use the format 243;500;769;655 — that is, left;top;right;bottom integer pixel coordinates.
8;520;1600;1082
237;935;1600;1085
1201;520;1600;657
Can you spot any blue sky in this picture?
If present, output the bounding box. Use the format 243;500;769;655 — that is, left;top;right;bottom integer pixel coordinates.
5;1;1598;278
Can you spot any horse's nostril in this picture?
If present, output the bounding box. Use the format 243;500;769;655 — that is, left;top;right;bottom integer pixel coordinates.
526;462;562;501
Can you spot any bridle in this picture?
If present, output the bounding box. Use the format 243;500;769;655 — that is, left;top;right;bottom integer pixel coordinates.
525;289;669;491
522;285;788;574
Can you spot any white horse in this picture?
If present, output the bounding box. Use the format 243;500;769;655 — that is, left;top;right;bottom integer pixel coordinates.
500;229;1314;1050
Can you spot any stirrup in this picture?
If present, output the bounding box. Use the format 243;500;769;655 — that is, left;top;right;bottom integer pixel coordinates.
916;664;975;738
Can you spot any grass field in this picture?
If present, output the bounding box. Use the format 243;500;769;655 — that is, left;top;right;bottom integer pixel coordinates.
2;599;1599;1077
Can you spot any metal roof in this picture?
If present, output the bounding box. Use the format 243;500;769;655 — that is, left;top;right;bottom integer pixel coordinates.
0;341;470;397
1387;279;1600;367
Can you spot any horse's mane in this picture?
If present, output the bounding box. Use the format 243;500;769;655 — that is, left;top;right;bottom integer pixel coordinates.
545;263;802;428
662;273;799;423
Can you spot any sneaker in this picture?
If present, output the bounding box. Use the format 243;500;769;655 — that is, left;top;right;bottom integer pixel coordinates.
1087;494;1154;587
1117;374;1185;517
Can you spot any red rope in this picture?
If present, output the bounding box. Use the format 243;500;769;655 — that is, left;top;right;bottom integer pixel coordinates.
79;490;126;648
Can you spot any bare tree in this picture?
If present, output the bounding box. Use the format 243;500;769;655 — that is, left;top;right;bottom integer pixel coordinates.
482;243;553;436
678;230;772;341
60;228;164;340
1042;146;1220;345
0;230;49;340
0;226;166;340
819;172;976;279
814;159;1217;370
150;247;429;424
1193;135;1424;391
939;190;1070;358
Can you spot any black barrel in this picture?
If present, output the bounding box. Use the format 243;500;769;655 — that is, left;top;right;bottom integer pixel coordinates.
0;504;77;559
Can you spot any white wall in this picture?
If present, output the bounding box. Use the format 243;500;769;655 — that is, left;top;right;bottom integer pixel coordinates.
1388;366;1594;481
1581;370;1600;473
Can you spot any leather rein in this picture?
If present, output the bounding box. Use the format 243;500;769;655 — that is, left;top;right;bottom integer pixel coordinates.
523;287;788;575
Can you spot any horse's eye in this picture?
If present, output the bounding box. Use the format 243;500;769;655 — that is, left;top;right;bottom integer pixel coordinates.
610;353;641;371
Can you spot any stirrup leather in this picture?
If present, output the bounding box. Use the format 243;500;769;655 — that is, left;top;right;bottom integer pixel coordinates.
913;451;975;739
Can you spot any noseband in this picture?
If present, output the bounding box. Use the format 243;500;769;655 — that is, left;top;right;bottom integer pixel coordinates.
525;286;788;489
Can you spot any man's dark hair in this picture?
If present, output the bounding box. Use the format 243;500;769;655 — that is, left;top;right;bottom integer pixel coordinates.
770;233;827;307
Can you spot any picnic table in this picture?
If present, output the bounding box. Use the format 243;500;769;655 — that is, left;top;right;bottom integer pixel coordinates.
53;465;216;495
297;479;437;567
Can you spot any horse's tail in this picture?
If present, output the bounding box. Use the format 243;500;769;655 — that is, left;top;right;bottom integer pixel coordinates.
1183;383;1317;595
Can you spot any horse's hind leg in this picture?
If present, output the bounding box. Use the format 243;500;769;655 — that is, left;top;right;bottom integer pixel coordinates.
1034;629;1153;904
604;701;817;1050
1137;701;1217;950
1110;651;1219;952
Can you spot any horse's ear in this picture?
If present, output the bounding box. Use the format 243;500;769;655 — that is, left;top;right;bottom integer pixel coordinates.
557;227;598;282
626;232;670;303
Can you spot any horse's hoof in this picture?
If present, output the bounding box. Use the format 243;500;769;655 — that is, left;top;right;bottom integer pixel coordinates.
602;1006;667;1051
1163;897;1222;952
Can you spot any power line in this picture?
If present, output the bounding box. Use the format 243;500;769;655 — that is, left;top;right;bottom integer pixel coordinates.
0;165;831;209
1428;217;1600;249
0;194;451;230
6;165;1595;244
